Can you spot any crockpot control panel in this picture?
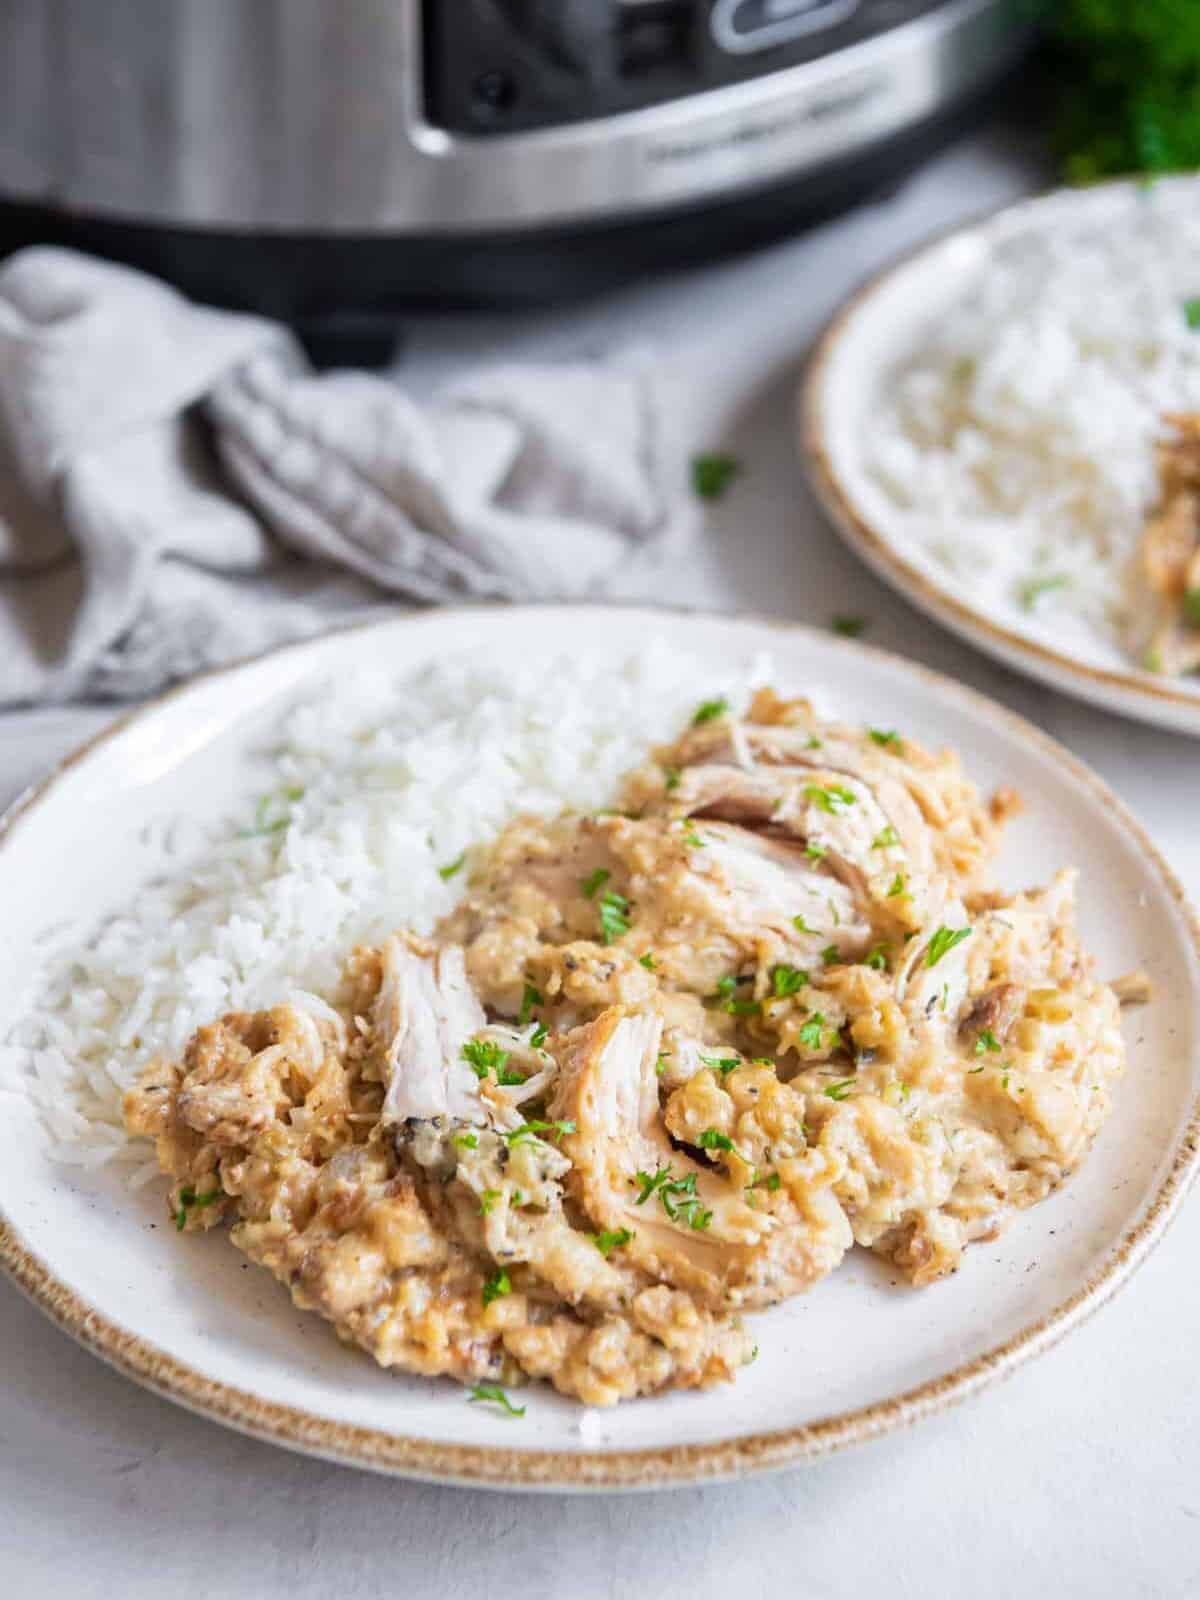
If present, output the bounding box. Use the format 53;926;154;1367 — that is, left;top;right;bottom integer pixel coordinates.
423;0;951;134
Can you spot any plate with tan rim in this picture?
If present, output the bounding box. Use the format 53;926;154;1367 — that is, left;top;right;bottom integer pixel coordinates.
801;178;1200;737
0;606;1198;1492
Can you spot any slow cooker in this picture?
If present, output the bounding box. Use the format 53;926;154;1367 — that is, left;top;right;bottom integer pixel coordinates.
0;0;1034;327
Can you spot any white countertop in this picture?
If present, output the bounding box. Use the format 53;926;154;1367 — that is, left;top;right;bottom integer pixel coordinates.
4;128;1199;1597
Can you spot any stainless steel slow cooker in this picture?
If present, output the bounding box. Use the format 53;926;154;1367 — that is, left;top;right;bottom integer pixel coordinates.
0;0;1034;322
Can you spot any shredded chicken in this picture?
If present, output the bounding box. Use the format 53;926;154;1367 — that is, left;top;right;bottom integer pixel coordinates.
126;690;1130;1407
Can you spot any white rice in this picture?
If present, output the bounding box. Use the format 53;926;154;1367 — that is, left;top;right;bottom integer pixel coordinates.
7;643;769;1169
868;185;1200;647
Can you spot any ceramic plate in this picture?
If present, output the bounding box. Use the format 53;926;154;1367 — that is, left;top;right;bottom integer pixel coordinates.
1;607;1198;1491
801;179;1200;737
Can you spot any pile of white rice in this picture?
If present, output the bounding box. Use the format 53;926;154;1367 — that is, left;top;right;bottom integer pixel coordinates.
868;185;1200;646
7;644;767;1175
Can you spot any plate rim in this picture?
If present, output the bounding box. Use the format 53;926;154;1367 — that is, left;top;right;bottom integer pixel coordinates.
2;603;1199;1492
800;176;1200;734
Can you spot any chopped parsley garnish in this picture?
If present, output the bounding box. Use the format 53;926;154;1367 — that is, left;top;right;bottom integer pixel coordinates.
692;696;730;725
715;975;739;997
797;1014;827;1051
773;964;808;997
700;1053;741;1078
638;951;657;970
478;1188;501;1215
1019;574;1070;611
452;1132;479;1150
804;841;828;862
438;852;467;881
821;944;840;967
691;453;740;501
967;1064;986;1075
1185;298;1200;331
831;615;866;638
793;913;815;934
974;1028;1001;1055
664;765;682;792
581;867;611;900
518;981;543;1026
482;1269;511;1306
924;926;972;968
589;1228;634;1257
633;1165;712;1230
173;1185;221;1230
1184;587;1200;628
598;888;631;944
868;728;903;750
803;783;856;813
655;1052;669;1077
824;1078;856;1101
746;1170;782;1193
462;1038;512;1080
805;735;824;750
505;1119;576;1146
864;943;889;971
697;1129;734;1151
1002;1070;1011;1090
467;1382;525;1418
872;825;900;850
681;820;706;849
725;997;762;1017
244;786;305;837
887;873;908;898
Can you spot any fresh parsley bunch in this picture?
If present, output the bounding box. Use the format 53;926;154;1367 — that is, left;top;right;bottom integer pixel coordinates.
1052;0;1200;178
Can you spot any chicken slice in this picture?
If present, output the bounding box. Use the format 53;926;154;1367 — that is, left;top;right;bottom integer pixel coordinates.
375;936;486;1125
549;1008;852;1310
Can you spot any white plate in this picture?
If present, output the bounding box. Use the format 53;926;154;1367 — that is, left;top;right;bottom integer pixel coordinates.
1;606;1198;1491
801;179;1200;737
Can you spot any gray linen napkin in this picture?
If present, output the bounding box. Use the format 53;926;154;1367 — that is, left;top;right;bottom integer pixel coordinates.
0;248;690;705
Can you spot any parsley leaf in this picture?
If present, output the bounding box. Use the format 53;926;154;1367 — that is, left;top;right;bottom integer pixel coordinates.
864;943;889;971
482;1269;511;1306
598;889;631;944
803;783;856;813
700;1053;741;1078
887;873;908;898
773;964;808;997
505;1119;576;1145
462;1038;511;1080
664;765;682;792
872;825;900;850
821;944;840;966
438;852;467;881
517;981;542;1026
975;1028;1001;1055
478;1188;501;1215
589;1228;634;1257
681;820;706;849
804;841;828;862
924;926;972;968
581;867;610;900
824;1078;856;1101
797;1014;826;1051
831;615;866;638
452;1131;479;1150
692;696;730;725
633;1166;712;1229
691;453;740;501
1019;574;1070;611
697;1128;734;1151
467;1382;525;1418
867;728;903;750
746;1170;782;1193
638;951;657;970
1185;299;1200;331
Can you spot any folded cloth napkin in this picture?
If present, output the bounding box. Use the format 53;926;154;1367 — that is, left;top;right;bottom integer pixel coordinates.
0;247;691;705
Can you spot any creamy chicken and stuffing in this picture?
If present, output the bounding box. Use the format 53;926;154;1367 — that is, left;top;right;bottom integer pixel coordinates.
126;690;1137;1410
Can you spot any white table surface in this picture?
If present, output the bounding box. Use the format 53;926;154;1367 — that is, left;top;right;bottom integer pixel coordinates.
4;126;1200;1598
